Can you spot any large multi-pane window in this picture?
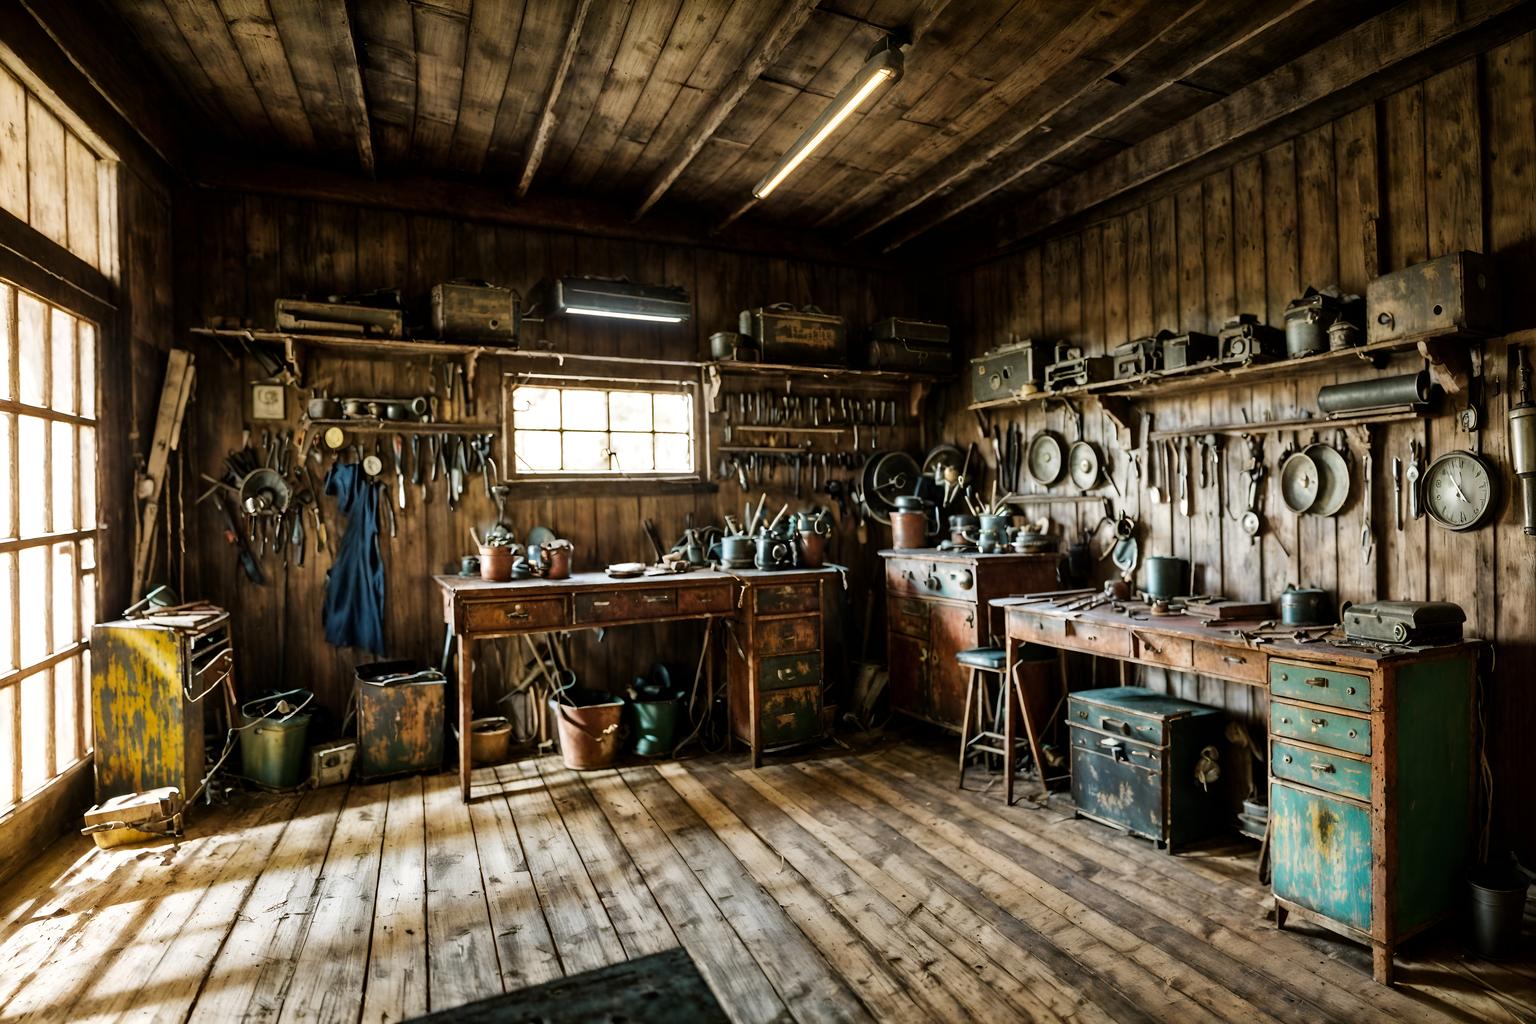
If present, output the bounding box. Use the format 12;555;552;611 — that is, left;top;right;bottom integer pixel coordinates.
0;280;97;812
508;377;697;478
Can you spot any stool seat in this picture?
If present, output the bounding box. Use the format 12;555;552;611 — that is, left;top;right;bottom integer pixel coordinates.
955;646;1007;670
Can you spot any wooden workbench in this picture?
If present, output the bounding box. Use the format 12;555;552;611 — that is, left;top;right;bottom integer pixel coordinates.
436;567;838;799
995;594;1481;984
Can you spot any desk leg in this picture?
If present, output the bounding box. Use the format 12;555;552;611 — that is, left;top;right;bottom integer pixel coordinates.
459;634;473;802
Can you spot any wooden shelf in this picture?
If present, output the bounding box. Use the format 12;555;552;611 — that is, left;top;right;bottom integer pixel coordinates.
302;418;492;435
967;335;1436;412
706;359;942;386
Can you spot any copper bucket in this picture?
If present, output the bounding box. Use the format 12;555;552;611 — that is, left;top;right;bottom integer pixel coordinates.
889;509;930;549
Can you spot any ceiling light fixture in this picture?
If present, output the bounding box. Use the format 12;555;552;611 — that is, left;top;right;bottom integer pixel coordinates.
752;35;905;200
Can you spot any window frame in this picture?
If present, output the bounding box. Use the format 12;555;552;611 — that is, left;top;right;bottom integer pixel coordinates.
0;279;98;814
502;372;706;484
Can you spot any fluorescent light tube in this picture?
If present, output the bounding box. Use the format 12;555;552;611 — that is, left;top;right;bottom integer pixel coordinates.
754;42;904;200
563;307;686;324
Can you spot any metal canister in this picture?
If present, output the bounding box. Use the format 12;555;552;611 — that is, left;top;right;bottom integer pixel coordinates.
1317;371;1431;414
754;532;792;570
1284;294;1333;357
1143;556;1190;599
1278;584;1332;626
720;534;756;568
889;510;930;549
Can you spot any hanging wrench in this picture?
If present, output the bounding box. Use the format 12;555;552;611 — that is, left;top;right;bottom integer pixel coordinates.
1361;451;1374;564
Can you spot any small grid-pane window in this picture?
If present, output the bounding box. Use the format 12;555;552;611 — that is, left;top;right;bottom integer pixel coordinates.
509;383;696;477
0;281;98;812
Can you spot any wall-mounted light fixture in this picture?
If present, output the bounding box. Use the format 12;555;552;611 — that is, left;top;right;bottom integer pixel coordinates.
752;34;905;200
550;278;692;324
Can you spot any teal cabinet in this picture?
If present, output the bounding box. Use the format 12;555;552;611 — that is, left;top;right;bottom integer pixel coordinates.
1270;782;1373;932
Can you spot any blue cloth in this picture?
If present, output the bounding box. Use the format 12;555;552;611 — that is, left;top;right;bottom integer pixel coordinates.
323;462;386;655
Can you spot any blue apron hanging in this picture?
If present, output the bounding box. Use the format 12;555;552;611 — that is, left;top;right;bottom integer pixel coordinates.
323;462;386;655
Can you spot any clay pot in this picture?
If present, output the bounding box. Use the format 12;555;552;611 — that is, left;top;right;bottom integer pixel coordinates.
479;545;512;582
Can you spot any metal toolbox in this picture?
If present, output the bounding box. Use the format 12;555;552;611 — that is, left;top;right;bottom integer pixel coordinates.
739;304;847;366
871;316;949;345
1366;250;1497;344
1164;330;1218;370
971;338;1052;403
1112;336;1162;379
431;280;519;342
1341;600;1465;645
866;338;950;372
1067;686;1227;851
275;297;404;338
1045;342;1113;391
1216;314;1284;366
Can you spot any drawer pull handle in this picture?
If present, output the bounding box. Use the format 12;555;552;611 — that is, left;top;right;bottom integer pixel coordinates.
1283;755;1293;764
1310;761;1336;774
1348;729;1358;738
592;600;612;607
504;609;531;621
1135;633;1163;655
1304;676;1330;688
1310;717;1327;726
776;668;796;680
642;594;670;604
1100;717;1132;735
1223;655;1247;665
1279;716;1290;724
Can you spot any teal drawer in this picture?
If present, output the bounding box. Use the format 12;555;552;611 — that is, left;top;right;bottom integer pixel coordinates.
1272;739;1372;802
1270;661;1370;713
1270;780;1373;933
760;685;820;747
1270;699;1371;756
760;652;820;692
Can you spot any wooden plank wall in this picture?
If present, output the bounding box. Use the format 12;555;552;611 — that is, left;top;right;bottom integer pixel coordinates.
173;190;918;730
940;41;1536;861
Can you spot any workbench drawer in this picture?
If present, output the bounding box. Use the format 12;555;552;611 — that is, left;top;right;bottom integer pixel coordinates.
464;597;568;633
884;560;976;603
888;597;930;639
760;685;821;748
757;616;818;655
1132;633;1193;670
1008;612;1067;645
760;652;820;692
1271;738;1372;802
754;582;819;615
1270;699;1371;756
1064;619;1133;658
1068;698;1166;746
1193;644;1266;684
884;559;927;598
678;584;734;615
1270;662;1370;713
573;589;676;623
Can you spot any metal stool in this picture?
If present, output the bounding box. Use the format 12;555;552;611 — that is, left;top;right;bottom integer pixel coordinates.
955;646;1022;803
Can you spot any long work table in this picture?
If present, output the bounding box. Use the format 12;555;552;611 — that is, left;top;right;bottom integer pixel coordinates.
436;567;838;800
994;592;1481;984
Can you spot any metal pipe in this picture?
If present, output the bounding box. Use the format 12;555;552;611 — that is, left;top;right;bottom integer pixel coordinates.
1317;371;1431;415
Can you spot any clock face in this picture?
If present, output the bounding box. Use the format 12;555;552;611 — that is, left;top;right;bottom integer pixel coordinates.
1422;451;1497;531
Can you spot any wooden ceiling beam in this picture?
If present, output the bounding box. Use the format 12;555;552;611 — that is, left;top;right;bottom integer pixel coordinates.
891;0;1532;255
515;0;594;199
630;0;819;221
321;1;376;178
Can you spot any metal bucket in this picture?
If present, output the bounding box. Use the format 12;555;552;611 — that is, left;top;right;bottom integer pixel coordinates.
1143;556;1190;599
550;692;626;770
356;662;446;780
629;699;679;757
239;690;313;789
1469;870;1529;959
890;509;930;549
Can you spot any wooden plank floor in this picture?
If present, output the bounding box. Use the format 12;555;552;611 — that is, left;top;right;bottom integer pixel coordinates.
1;738;1532;1023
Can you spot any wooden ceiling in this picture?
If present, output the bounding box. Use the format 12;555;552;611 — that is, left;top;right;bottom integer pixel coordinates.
100;0;1400;252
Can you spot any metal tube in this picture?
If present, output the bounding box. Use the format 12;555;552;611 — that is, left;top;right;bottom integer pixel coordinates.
1317;371;1431;414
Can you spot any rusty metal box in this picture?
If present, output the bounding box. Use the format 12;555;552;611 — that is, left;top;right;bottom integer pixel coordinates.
1045;343;1113;391
1366;251;1498;344
356;661;446;780
1163;330;1219;370
1067;686;1226;851
1112;336;1163;379
739;304;847;366
430;280;519;342
867;338;950;372
971;338;1053;403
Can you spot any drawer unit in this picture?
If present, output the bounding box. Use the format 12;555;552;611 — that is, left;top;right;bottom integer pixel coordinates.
1132;633;1193;670
884;559;976;601
574;589;676;623
754;582;819;615
887;596;930;639
1270;661;1370;713
1271;738;1372;802
464;597;568;633
760;652;820;692
1193;643;1265;684
759;685;821;747
757;616;818;655
1271;781;1374;933
1066;686;1227;851
1064;618;1133;658
677;584;734;615
1270;699;1371;755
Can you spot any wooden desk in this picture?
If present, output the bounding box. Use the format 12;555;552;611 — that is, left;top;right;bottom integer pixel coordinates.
435;568;837;799
996;595;1479;984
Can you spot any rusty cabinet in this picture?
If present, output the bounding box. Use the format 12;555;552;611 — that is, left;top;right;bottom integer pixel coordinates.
880;550;1057;731
727;570;837;767
1066;687;1226;851
1268;649;1476;984
91;614;234;806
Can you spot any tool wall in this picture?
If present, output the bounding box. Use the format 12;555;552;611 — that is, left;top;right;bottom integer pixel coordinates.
940;53;1536;861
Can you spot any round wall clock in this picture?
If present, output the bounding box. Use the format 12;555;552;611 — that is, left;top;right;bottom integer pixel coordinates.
1421;450;1498;531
